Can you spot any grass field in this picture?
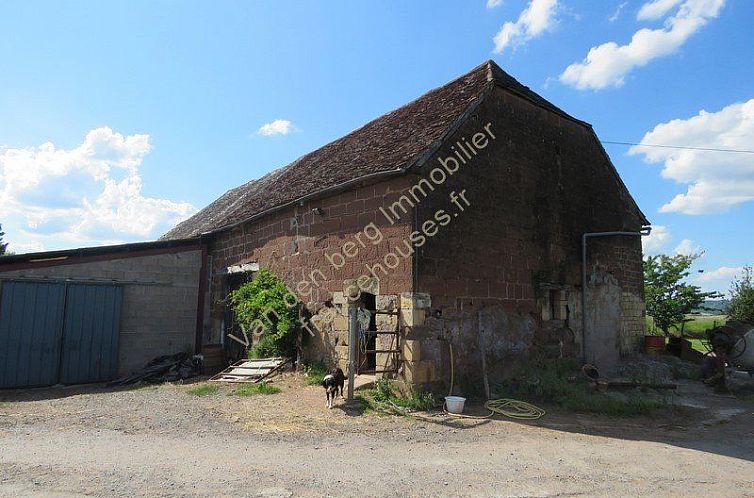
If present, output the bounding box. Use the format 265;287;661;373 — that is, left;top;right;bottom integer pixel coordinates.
646;315;726;353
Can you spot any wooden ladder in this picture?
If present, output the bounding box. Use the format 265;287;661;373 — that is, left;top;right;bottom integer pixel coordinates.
357;309;401;375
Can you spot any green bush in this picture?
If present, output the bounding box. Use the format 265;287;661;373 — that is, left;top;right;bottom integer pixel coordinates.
303;362;328;386
644;253;719;336
729;266;754;324
230;268;301;359
248;335;280;359
366;379;437;413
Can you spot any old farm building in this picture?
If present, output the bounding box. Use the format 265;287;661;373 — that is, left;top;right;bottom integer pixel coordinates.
163;60;648;392
0;61;648;392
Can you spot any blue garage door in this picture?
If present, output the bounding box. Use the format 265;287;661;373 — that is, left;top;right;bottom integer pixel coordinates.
0;281;122;388
0;282;66;388
59;284;122;385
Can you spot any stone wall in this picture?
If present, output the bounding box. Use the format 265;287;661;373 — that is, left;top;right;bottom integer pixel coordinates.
203;85;646;386
207;177;417;362
408;86;646;393
0;249;202;376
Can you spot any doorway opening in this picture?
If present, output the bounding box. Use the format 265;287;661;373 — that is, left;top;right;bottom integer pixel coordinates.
222;271;254;361
359;292;377;371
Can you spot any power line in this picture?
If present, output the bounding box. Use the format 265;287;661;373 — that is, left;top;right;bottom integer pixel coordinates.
601;141;754;154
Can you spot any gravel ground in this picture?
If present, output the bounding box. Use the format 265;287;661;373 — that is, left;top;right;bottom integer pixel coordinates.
1;373;753;497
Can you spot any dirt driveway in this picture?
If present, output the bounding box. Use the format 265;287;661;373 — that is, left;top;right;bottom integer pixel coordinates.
1;374;753;497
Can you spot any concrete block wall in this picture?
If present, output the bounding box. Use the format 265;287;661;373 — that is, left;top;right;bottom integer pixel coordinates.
0;250;202;376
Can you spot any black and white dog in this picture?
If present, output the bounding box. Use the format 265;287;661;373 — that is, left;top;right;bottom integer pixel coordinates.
321;368;345;409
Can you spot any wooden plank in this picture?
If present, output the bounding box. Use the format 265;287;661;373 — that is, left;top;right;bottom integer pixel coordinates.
208;357;288;383
227;368;271;376
210;377;260;384
232;362;280;369
254;357;290;383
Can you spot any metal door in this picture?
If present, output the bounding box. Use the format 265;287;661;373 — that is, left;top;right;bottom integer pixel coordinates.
0;281;122;388
59;284;122;385
0;281;66;388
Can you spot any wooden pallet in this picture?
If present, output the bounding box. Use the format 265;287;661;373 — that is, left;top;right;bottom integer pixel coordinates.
208;357;289;384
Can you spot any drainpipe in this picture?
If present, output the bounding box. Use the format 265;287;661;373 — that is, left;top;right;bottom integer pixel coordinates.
581;226;651;363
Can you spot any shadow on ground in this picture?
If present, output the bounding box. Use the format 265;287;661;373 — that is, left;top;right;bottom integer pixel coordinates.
455;379;754;462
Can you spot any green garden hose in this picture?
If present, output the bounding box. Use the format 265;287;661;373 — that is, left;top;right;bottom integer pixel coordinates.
443;342;545;420
484;398;545;419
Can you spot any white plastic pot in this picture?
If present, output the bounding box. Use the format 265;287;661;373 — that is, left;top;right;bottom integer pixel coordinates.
444;396;466;414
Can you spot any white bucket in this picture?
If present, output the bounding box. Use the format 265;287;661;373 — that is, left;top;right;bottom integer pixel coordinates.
445;396;466;414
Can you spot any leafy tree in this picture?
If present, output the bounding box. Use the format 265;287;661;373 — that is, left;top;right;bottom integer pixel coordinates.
0;223;7;256
643;253;719;336
229;267;300;358
728;266;754;324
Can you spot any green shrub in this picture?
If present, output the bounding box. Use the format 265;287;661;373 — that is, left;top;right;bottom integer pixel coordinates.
644;253;720;336
303;362;328;386
365;379;437;413
232;382;281;396
230;268;301;359
729;266;754;324
249;335;280;359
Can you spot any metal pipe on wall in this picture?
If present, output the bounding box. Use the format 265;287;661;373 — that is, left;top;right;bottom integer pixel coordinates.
581;226;651;364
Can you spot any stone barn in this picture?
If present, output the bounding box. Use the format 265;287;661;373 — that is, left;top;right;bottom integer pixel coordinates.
163;60;649;394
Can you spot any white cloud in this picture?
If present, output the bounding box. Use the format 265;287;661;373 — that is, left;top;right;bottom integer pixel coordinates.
492;0;559;53
0;127;195;253
642;226;706;257
609;2;629;22
560;0;725;90
6;239;45;254
257;119;295;136
630;98;754;214
697;265;743;283
642;224;671;254
487;0;504;8
637;0;684;21
673;238;702;256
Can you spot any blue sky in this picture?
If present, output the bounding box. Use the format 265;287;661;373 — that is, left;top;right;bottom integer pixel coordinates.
0;0;751;293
